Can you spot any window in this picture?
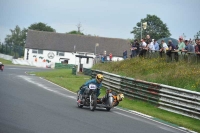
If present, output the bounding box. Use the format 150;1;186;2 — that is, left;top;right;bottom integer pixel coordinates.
57;51;64;56
86;58;89;64
32;49;43;54
32;49;37;53
38;50;43;54
59;52;64;56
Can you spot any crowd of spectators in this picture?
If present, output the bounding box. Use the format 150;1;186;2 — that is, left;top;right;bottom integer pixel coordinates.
95;35;200;63
129;35;200;60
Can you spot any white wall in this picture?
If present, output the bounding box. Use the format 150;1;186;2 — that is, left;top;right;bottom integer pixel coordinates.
24;48;95;69
0;53;13;61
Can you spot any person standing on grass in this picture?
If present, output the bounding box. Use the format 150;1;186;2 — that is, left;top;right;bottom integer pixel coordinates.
109;53;113;61
123;50;127;59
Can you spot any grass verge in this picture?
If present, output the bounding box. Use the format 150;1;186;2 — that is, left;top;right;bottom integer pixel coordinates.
31;69;200;133
0;58;13;65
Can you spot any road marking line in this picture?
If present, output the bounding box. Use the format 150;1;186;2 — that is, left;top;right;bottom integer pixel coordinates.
18;75;76;100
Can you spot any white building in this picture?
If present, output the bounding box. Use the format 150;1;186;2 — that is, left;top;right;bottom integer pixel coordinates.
23;30;130;70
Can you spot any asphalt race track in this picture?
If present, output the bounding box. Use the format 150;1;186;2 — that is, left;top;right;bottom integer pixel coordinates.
0;65;191;133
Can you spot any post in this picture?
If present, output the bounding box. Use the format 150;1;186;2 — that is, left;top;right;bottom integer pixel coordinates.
95;43;99;55
141;22;142;40
95;43;99;64
95;45;96;55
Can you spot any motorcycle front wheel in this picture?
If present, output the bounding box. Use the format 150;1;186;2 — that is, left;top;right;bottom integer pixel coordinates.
77;91;83;108
90;94;97;111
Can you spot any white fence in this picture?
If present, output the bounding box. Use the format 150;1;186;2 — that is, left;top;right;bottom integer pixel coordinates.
0;53;13;61
0;53;53;68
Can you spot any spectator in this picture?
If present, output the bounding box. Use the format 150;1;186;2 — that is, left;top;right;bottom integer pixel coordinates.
159;40;168;57
139;38;148;57
184;40;194;53
166;40;178;61
154;39;160;51
130;40;137;58
109;53;113;61
195;40;200;60
194;39;199;47
178;37;186;52
123;50;127;59
104;55;107;61
101;55;104;62
146;35;152;46
148;39;155;52
135;40;140;56
195;39;200;53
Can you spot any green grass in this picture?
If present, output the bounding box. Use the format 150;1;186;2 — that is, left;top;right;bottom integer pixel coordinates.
0;58;13;65
93;57;200;92
31;69;200;133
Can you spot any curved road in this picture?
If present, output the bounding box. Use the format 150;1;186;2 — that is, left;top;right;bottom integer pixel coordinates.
0;65;191;133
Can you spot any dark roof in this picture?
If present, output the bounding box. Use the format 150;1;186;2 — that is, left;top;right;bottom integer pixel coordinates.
157;38;178;46
25;30;130;57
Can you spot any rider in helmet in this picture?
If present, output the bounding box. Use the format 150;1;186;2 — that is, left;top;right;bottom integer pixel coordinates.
77;74;103;103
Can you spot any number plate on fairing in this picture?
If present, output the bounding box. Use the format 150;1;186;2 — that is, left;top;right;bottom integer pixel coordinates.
89;84;97;90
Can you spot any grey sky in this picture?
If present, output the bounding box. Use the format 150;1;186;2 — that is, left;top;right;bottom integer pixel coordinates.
0;0;200;43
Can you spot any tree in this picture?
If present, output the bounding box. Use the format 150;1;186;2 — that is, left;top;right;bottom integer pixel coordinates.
4;25;26;57
28;22;56;32
131;14;171;40
67;30;84;35
194;31;200;39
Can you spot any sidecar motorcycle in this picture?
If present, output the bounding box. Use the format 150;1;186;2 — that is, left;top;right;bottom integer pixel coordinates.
77;86;124;111
0;62;4;72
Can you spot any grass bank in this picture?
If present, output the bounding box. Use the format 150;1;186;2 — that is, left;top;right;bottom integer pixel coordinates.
31;69;200;132
93;57;200;92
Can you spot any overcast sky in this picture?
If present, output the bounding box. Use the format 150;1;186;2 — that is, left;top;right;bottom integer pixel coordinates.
0;0;200;43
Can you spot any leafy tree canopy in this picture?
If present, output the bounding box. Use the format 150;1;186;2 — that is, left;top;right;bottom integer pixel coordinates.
28;22;56;32
194;31;200;39
131;14;171;40
4;25;27;46
67;30;84;35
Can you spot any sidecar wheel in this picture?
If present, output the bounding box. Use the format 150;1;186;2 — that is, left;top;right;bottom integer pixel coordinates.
106;107;111;111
